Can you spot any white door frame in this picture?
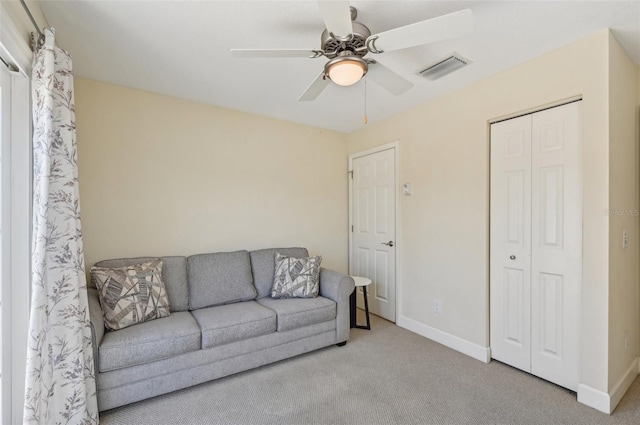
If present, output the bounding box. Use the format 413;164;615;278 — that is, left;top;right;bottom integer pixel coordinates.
348;140;400;322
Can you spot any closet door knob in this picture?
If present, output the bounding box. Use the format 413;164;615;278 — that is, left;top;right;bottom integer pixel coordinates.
509;255;516;260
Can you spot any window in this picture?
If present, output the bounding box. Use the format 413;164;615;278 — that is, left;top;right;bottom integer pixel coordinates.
0;57;31;425
0;70;5;424
1;63;10;425
1;2;34;420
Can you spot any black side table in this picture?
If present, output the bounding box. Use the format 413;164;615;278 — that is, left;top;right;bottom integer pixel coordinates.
349;276;372;330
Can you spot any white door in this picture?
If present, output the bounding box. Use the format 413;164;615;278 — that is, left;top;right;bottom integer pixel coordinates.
490;102;582;391
489;114;533;372
529;104;582;390
350;147;396;322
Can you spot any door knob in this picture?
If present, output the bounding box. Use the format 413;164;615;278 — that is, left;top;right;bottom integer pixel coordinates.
509;255;516;260
382;241;395;247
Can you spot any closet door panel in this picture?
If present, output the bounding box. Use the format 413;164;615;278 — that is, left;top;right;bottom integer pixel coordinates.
490;115;532;372
530;102;582;391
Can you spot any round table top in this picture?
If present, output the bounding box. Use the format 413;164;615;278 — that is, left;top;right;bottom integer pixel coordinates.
351;276;372;287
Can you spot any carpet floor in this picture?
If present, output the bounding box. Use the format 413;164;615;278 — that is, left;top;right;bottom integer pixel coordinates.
100;312;640;424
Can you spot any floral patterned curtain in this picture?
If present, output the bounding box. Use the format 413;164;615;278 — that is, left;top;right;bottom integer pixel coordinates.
23;28;99;424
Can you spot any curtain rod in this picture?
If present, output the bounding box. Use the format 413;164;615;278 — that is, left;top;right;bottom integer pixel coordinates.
19;0;45;44
1;55;19;72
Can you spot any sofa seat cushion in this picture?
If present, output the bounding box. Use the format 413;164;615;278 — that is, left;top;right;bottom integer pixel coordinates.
257;296;336;332
99;311;201;372
192;301;276;349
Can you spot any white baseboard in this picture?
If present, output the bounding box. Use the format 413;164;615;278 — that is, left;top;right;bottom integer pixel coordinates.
578;384;611;414
577;356;639;414
610;357;639;412
397;315;490;363
396;314;638;414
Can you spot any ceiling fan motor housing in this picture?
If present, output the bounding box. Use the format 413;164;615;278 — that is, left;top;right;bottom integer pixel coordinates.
320;20;371;59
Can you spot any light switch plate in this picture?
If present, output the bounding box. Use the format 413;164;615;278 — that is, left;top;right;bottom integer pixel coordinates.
403;183;411;195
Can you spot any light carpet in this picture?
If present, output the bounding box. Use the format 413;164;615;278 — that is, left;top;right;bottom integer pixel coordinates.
100;312;640;424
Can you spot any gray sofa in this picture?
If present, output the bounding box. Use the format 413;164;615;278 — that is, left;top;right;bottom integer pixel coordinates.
87;247;355;411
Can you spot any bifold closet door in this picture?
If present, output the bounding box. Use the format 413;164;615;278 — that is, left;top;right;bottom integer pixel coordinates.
490;114;533;373
529;103;582;390
490;102;582;391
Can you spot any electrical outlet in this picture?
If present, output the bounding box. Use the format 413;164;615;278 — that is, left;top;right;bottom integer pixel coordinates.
622;229;629;248
625;330;629;351
433;299;443;315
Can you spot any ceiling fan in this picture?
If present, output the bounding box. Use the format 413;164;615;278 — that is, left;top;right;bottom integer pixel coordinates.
231;1;472;101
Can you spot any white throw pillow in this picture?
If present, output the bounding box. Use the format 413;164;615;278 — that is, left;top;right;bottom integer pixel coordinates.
91;259;171;330
271;253;322;298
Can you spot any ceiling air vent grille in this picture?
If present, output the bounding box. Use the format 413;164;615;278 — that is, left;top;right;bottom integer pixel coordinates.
418;53;471;81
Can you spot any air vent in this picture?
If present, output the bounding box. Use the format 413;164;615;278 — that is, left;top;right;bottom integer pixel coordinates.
417;53;471;81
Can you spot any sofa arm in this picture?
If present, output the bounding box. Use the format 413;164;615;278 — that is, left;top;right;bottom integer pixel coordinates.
87;287;104;373
319;268;355;344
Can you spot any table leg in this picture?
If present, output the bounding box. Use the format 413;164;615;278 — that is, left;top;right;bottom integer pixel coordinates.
353;286;371;330
350;289;356;328
362;286;371;330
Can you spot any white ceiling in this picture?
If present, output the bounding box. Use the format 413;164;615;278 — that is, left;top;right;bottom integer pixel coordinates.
39;0;640;134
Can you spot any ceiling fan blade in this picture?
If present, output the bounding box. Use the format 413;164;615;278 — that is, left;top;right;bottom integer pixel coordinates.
230;49;320;58
367;62;413;96
369;9;472;53
298;71;330;102
317;1;353;37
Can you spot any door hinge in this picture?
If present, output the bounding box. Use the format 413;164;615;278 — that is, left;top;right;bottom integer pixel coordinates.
351;225;354;232
348;170;353;178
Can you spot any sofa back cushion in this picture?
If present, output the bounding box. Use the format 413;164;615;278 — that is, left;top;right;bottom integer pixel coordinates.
249;247;309;298
187;250;257;310
92;256;189;312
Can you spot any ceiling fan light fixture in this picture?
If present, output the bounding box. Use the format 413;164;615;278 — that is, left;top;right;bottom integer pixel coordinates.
325;55;368;86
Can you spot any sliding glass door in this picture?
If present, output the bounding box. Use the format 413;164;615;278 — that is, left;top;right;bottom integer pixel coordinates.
0;61;9;425
0;58;31;425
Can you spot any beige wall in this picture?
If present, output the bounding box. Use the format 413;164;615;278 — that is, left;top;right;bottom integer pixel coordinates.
347;30;612;392
75;78;349;273
607;33;640;393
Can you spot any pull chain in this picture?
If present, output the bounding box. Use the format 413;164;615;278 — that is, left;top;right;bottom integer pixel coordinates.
363;78;368;125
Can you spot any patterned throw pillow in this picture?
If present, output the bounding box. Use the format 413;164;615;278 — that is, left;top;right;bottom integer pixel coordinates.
90;259;171;331
271;253;322;298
